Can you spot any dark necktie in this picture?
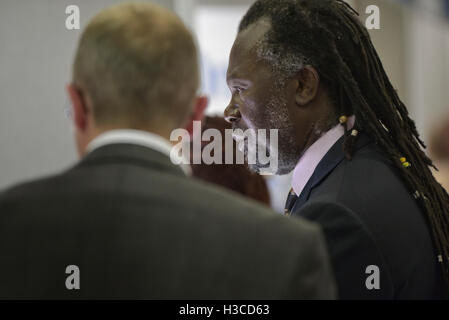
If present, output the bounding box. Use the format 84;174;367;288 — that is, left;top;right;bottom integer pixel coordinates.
284;188;299;217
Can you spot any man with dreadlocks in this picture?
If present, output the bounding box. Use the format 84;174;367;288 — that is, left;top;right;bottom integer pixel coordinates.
224;0;449;299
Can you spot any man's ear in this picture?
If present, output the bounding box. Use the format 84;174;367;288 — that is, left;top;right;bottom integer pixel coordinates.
185;95;208;135
294;66;320;106
66;84;88;132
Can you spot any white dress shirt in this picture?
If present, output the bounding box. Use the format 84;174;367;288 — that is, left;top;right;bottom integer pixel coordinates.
86;129;191;176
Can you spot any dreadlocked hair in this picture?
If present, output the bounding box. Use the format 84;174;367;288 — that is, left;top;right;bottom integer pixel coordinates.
239;0;449;291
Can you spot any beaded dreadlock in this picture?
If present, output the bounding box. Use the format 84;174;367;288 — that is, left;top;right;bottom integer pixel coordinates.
239;0;449;290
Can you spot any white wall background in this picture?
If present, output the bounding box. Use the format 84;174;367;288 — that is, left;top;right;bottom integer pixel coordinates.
405;0;449;143
195;5;250;115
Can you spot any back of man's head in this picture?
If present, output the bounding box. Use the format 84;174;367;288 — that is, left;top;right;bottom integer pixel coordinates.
72;2;198;133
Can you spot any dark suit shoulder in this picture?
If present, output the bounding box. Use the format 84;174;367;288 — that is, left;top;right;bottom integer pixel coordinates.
301;144;444;299
0;172;68;207
0;162;320;239
311;143;430;249
299;200;394;299
0;159;336;299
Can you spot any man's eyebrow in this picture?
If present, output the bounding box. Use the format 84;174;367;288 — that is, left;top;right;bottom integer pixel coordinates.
227;75;249;85
226;66;244;82
226;72;237;83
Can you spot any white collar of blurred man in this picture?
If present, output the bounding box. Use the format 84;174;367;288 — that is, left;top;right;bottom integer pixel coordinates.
86;129;192;176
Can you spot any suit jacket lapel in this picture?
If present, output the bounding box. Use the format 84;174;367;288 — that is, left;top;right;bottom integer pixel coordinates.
292;133;373;212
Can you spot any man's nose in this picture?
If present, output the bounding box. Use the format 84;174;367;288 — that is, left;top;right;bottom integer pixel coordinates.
224;103;241;124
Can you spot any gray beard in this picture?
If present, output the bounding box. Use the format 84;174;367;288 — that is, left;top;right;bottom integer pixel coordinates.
244;94;301;175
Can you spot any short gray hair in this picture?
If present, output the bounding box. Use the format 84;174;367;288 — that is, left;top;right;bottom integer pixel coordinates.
73;2;199;129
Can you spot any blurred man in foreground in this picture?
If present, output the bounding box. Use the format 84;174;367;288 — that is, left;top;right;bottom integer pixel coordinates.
0;2;335;299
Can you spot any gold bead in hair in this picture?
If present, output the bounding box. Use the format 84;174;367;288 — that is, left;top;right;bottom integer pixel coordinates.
339;115;348;124
400;157;411;167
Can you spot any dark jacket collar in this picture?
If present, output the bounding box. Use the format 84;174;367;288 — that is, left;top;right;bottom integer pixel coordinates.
292;133;374;211
74;143;186;177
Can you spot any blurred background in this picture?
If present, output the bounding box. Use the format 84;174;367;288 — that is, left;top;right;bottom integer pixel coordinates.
1;0;448;212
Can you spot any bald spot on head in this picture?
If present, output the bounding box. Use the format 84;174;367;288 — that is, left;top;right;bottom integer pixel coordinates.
73;2;199;132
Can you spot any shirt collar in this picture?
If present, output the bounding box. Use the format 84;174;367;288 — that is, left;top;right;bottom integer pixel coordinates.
291;116;355;196
86;129;191;176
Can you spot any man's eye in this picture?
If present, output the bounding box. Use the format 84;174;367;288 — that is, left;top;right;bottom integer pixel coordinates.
235;87;243;93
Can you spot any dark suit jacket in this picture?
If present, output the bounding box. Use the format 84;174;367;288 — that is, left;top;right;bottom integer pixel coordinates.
0;143;336;299
290;133;445;299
